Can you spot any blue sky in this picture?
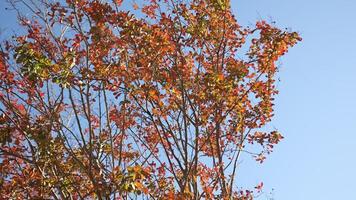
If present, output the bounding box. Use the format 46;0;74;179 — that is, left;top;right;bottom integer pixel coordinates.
234;0;356;199
1;0;356;199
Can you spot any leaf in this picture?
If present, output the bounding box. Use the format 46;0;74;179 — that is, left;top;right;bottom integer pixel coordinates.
114;0;123;6
255;182;264;192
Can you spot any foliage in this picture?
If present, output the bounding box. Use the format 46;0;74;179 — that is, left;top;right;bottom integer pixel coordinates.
0;0;300;199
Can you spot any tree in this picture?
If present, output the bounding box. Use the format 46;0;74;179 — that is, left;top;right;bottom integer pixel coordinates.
0;0;301;199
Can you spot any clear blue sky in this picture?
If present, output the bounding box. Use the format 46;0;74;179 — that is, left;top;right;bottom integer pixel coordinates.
1;0;356;199
233;0;356;199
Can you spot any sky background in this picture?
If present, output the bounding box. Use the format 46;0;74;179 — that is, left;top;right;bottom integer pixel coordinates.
1;0;356;199
233;0;356;199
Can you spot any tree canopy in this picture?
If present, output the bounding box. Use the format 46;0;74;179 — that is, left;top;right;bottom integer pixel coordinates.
0;0;300;199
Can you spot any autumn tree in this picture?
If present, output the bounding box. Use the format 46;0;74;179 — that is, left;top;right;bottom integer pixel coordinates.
0;0;300;199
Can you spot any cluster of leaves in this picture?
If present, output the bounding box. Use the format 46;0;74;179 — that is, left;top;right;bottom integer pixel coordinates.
0;0;300;199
